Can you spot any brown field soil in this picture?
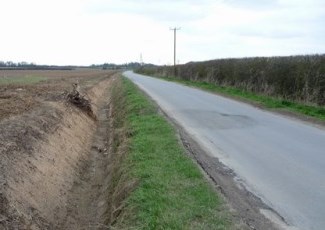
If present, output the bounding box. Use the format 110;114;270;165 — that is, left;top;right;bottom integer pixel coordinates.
0;69;127;229
0;68;110;79
0;69;113;120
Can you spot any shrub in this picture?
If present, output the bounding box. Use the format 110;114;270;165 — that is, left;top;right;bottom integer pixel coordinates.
136;55;325;106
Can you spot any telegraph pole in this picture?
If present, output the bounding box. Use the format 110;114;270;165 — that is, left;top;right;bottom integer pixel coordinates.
140;53;143;66
170;27;181;68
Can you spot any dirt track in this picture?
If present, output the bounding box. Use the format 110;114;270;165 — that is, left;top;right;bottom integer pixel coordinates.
0;70;127;229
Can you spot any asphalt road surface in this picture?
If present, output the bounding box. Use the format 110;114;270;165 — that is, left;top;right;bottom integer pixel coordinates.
124;71;325;230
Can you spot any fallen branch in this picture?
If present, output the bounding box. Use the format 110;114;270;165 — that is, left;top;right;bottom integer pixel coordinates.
66;83;96;120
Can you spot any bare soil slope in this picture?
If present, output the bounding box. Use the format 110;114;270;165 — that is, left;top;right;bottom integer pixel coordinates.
0;70;121;229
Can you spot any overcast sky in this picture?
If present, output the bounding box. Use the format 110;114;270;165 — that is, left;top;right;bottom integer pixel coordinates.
1;0;324;65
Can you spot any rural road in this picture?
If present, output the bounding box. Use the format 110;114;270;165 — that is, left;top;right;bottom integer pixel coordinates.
124;71;325;230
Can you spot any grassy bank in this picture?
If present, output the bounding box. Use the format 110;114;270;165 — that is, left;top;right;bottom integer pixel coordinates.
111;77;231;229
136;73;325;121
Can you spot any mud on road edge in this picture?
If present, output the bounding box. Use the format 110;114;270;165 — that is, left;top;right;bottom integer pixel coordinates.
165;112;299;230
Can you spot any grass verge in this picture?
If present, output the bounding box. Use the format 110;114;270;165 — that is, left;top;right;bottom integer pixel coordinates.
112;76;231;229
0;75;46;85
140;74;325;121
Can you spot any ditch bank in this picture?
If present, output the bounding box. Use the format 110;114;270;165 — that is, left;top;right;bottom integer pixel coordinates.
0;74;131;229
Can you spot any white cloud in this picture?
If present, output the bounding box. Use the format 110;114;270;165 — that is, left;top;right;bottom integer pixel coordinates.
0;0;324;65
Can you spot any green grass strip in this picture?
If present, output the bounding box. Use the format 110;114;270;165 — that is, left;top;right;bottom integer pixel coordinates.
117;77;231;229
0;75;46;85
145;75;325;121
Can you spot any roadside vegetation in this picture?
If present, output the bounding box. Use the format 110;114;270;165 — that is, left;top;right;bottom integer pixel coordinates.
135;55;325;121
111;77;231;229
137;75;325;121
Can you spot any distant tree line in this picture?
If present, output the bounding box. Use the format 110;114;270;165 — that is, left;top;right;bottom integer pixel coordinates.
90;62;155;70
0;61;156;71
0;61;36;68
0;61;73;70
136;55;325;106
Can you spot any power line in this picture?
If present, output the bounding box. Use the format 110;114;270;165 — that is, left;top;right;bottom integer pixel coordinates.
170;27;181;68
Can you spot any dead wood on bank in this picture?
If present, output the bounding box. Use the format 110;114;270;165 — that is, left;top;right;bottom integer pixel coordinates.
66;83;97;120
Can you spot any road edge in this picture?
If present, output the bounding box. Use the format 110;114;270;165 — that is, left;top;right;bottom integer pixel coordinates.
124;72;298;230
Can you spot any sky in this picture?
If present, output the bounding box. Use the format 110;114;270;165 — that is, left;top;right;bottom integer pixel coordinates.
0;0;324;65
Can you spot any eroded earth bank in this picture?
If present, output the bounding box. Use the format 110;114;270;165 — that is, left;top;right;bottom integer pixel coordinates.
0;71;130;229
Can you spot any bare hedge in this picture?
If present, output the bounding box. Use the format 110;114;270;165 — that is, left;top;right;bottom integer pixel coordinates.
136;55;325;106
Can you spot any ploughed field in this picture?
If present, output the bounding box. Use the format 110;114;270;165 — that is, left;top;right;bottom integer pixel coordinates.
0;69;122;229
